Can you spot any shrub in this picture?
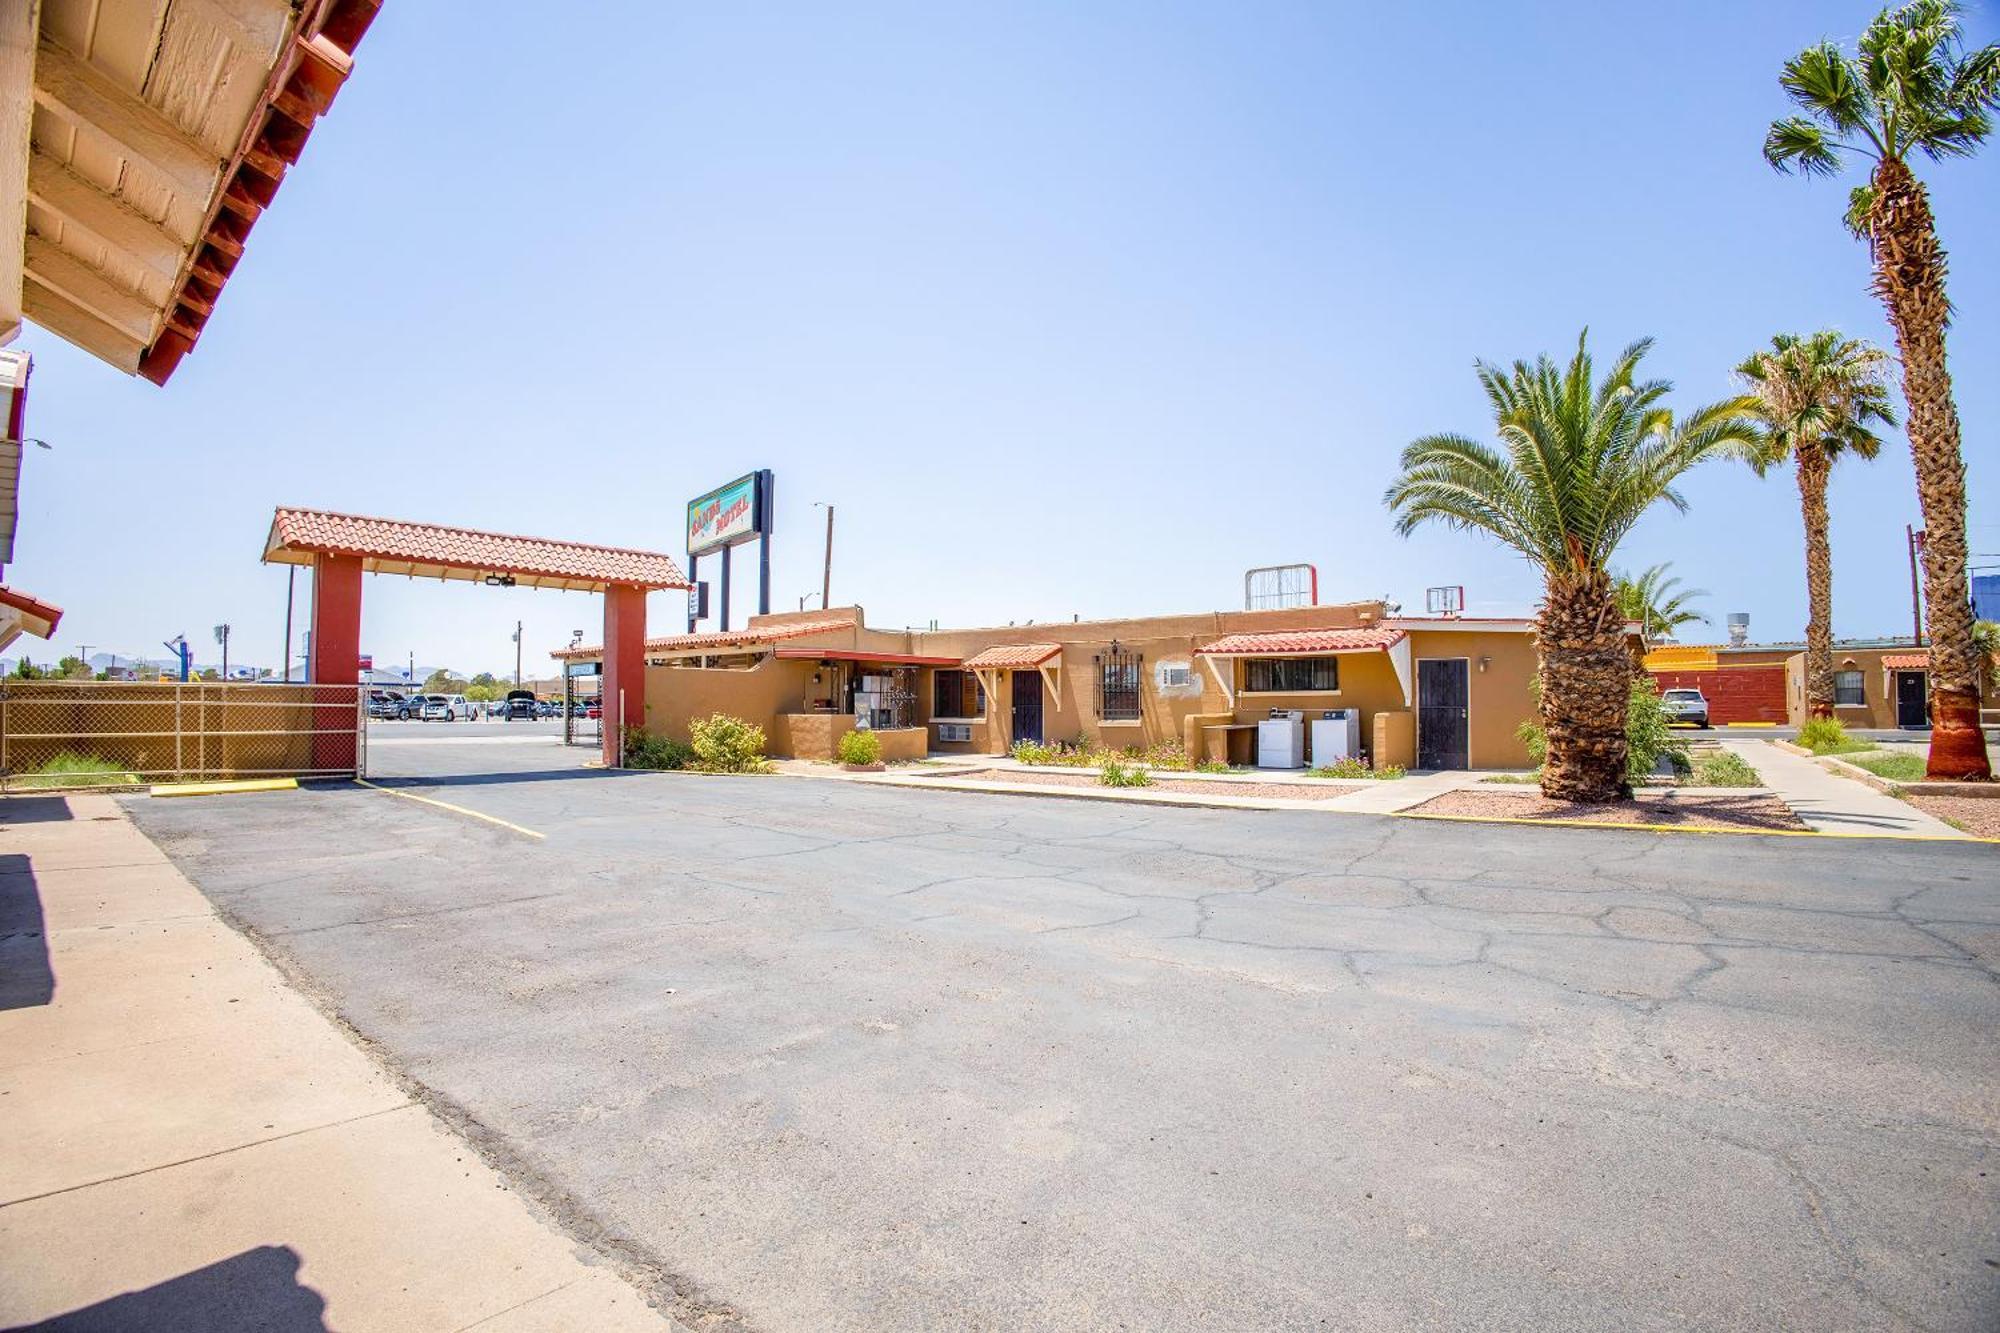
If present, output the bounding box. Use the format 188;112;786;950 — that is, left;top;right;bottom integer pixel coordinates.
837;729;883;766
1308;757;1406;780
1192;759;1232;774
1690;750;1760;787
16;751;136;789
688;713;772;773
1797;717;1854;755
1141;738;1191;770
1516;677;1683;783
1099;757;1153;787
1011;740;1054;765
623;728;693;770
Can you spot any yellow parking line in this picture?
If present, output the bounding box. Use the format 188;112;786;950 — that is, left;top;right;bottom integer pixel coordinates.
1391;809;1995;843
353;778;545;840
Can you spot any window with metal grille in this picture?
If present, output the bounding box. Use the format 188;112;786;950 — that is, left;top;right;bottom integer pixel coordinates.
1243;656;1340;692
1097;647;1142;720
932;669;985;718
1833;670;1865;706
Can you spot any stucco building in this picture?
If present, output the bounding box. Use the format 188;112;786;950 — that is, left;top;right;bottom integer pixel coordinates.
558;599;1555;770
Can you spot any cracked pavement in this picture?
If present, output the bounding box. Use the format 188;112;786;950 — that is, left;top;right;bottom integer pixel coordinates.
122;737;2000;1331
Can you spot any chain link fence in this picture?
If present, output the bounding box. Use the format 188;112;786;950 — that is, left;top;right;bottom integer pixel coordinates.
0;681;366;790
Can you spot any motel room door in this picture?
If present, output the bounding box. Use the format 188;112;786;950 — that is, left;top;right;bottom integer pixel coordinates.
1011;670;1043;744
1895;671;1928;728
1416;658;1469;770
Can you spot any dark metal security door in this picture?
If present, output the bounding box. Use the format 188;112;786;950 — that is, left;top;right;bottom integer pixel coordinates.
1417;659;1469;770
1895;671;1928;728
1011;670;1043;744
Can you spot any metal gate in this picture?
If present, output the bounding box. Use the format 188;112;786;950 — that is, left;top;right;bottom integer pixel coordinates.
0;681;367;790
1416;659;1469;770
1011;669;1043;744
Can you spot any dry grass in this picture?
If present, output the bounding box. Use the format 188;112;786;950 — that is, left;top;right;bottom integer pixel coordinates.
1409;787;1806;832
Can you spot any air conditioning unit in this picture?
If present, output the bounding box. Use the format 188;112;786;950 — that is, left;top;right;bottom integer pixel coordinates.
936;722;972;743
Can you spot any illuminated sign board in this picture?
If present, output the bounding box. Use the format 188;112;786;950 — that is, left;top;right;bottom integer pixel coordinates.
686;471;771;556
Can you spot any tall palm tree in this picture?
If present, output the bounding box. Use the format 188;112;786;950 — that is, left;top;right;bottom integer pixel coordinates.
1613;563;1709;643
1764;0;1998;778
1736;331;1896;721
1386;333;1760;803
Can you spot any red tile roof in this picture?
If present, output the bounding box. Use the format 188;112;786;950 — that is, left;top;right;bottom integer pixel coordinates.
265;508;688;592
961;642;1063;670
0;584;63;635
552;617;854;661
1197;627;1407;655
1880;652;1929;670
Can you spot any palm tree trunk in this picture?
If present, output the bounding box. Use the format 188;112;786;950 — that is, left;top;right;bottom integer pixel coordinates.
1795;446;1836;720
1868;158;1992;780
1538;567;1630;803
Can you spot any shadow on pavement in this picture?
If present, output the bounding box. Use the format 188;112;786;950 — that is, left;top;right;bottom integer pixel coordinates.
0;797;74;824
337;768;643;791
0;853;53;1010
4;1245;327;1331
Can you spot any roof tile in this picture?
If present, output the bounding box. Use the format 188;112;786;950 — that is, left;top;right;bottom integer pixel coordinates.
1197;627;1406;655
267;508;687;590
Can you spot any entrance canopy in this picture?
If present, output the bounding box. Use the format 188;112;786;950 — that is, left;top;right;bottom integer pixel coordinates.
264;507;688;592
262;505;685;768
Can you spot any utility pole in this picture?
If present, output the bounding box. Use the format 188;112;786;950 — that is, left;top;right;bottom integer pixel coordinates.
816;502;834;610
214;623;231;680
512;620;523;687
1908;525;1927;646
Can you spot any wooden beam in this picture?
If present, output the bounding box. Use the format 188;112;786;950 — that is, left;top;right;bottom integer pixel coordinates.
22;236;157;343
0;0;37;344
32;38;222;200
21;281;142;373
26;151;185;279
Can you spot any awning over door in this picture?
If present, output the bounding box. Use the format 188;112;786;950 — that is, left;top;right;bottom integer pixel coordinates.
1194;626;1412;707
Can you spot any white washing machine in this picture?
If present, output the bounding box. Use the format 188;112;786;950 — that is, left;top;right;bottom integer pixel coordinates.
1257;710;1305;769
1311;709;1360;765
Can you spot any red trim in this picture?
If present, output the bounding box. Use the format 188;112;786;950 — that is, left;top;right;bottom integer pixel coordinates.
774;648;960;666
0;584;63;634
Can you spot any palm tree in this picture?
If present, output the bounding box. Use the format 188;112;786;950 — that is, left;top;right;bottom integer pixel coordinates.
1386;333;1760;803
1764;0;1998;778
1736;331;1896;720
1613;563;1709;642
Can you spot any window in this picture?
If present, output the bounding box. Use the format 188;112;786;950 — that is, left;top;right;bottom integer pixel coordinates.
1097;646;1142;721
1834;670;1865;706
1243;656;1340;692
932;669;985;719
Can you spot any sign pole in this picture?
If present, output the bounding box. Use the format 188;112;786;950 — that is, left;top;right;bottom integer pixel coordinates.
719;544;732;634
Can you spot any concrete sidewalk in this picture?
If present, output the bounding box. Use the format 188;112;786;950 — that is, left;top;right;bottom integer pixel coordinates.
0;792;673;1331
1724;739;1970;839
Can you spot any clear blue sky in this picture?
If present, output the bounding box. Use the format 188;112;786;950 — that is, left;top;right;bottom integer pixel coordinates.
9;0;1997;676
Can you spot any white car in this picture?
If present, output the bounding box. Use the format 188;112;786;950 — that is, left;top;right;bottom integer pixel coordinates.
420;693;472;722
1660;687;1710;728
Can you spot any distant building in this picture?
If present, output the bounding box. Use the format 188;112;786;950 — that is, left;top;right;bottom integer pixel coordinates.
1975;573;2000;624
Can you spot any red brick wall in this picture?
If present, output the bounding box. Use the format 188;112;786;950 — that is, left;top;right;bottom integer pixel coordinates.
1648;665;1788;724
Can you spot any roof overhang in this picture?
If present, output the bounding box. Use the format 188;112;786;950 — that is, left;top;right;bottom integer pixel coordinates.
263;507;690;593
3;0;381;382
960;642;1063;670
1196;629;1408;657
773;647;959;667
0;580;61;650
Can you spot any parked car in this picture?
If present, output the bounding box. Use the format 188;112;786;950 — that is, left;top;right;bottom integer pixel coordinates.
367;691;406;720
584;698;602;720
1660;687;1710;728
504;689;538;721
420;694;460;721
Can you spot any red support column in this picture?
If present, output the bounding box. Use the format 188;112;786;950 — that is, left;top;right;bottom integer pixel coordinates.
308;553;364;772
602;582;646;766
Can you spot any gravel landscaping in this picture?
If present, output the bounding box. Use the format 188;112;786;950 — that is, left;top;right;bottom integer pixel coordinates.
939;768;1363;801
1900;793;2000;839
1408;786;1807;831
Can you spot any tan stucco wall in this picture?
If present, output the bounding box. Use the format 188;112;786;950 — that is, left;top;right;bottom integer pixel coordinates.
624;603;1551;769
1780;648;1985;729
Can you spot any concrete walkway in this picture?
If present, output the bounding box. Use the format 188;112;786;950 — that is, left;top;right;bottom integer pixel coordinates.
1723;739;1969;839
0;792;672;1331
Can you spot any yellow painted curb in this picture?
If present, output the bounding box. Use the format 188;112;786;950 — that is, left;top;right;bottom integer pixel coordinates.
152;778;298;798
1720;722;1778;728
353;778;545;840
1390;809;1996;844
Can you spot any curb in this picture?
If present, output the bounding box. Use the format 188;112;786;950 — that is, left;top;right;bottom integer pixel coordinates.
1390;808;1997;844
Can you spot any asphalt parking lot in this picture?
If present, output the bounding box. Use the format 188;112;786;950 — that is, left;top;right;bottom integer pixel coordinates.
124;735;2000;1331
